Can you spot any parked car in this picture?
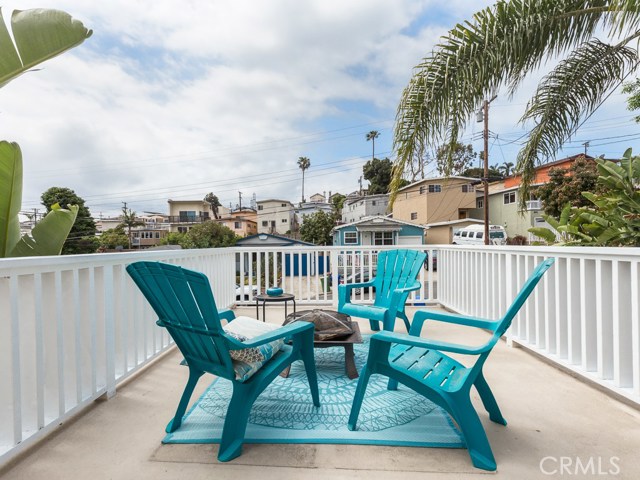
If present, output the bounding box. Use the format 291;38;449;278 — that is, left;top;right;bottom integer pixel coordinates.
425;251;438;271
452;224;507;246
236;284;258;300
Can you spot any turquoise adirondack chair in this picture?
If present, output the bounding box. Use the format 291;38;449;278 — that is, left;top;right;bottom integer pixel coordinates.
348;258;555;471
338;249;427;332
126;261;320;462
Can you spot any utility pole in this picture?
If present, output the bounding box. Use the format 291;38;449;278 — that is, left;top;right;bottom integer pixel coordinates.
481;96;497;246
238;191;242;211
582;141;590;156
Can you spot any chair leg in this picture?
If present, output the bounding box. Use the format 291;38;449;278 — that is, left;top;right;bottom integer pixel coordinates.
166;367;204;433
448;394;497;471
347;366;372;431
369;319;380;331
301;343;320;407
474;372;507;425
218;384;255;462
382;312;396;332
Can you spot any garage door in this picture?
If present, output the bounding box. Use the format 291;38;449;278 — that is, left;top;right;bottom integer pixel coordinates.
397;236;422;245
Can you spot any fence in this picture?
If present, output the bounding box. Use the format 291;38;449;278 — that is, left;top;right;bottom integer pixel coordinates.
1;244;638;465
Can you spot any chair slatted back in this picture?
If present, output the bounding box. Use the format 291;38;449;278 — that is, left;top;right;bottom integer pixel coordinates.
496;258;555;337
126;261;234;377
374;249;427;307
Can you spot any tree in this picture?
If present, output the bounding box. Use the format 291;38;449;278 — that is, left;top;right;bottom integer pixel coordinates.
184;221;238;248
160;232;191;248
118;206;145;249
363;157;393;194
533;157;600;217
330;193;346;216
435;142;478;176
391;0;640;211
529;150;640;246
299;210;335;245
204;192;221;219
622;78;640;122
499;162;515;177
41;187;97;254
462;166;504;180
0;9;91;258
297;156;310;203
366;130;380;161
99;227;129;250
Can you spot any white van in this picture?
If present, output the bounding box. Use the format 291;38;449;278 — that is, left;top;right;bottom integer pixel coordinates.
452;224;507;246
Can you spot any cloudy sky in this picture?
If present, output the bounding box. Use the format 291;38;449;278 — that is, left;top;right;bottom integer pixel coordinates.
2;1;640;218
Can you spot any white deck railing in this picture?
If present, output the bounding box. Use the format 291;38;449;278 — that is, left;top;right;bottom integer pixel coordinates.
0;244;638;465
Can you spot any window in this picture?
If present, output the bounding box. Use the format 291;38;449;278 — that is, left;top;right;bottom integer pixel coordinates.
234;222;241;229
178;227;188;233
419;186;426;194
372;201;377;206
281;218;287;223
179;210;196;221
461;231;468;238
374;231;394;245
504;191;516;204
476;232;483;239
410;212;418;220
428;184;442;193
155;232;160;238
477;198;484;208
462;184;475;193
258;205;263;211
344;231;358;244
262;221;268;227
281;203;287;207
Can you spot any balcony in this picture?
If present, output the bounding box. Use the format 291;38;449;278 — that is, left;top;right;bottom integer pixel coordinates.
1;245;640;478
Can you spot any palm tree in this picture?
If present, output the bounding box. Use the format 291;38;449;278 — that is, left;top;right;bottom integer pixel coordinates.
204;192;221;219
391;0;640;210
500;161;515;177
119;207;145;249
297;156;311;203
366;130;380;161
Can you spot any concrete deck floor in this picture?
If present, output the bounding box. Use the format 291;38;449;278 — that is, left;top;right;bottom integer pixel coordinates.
2;306;640;480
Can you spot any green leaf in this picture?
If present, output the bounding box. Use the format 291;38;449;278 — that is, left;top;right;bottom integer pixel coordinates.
9;203;78;257
528;227;557;243
0;8;92;87
0;141;22;256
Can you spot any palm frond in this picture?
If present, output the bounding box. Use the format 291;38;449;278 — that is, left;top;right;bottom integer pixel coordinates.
391;0;614;205
515;39;638;209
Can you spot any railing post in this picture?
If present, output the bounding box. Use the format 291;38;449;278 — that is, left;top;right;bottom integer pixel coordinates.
331;250;340;309
104;265;117;399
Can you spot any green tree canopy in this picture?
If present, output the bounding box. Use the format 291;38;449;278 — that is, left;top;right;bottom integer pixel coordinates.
391;0;640;211
363;157;396;194
184;221;238;248
533;157;600;217
41;186;97;254
330;193;346;215
462;166;504;181
98;227;129;250
299;211;335;245
204;192;222;219
435;142;478;176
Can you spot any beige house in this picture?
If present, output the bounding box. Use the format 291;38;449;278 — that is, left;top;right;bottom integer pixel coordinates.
167;199;229;233
392;176;478;225
215;208;258;237
257;199;295;235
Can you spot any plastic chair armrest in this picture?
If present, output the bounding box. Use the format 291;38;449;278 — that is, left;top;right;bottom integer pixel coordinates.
372;330;492;356
231;321;315;349
410;309;498;336
218;309;236;323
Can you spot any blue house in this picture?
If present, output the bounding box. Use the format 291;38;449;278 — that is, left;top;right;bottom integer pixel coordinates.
332;215;425;246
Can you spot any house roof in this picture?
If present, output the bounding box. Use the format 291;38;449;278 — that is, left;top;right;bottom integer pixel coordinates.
397;176;479;193
424;218;484;229
235;233;315;247
332;215;425;232
256;199;293;205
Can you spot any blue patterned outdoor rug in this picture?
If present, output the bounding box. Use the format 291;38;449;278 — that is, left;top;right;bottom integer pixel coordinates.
163;336;464;448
